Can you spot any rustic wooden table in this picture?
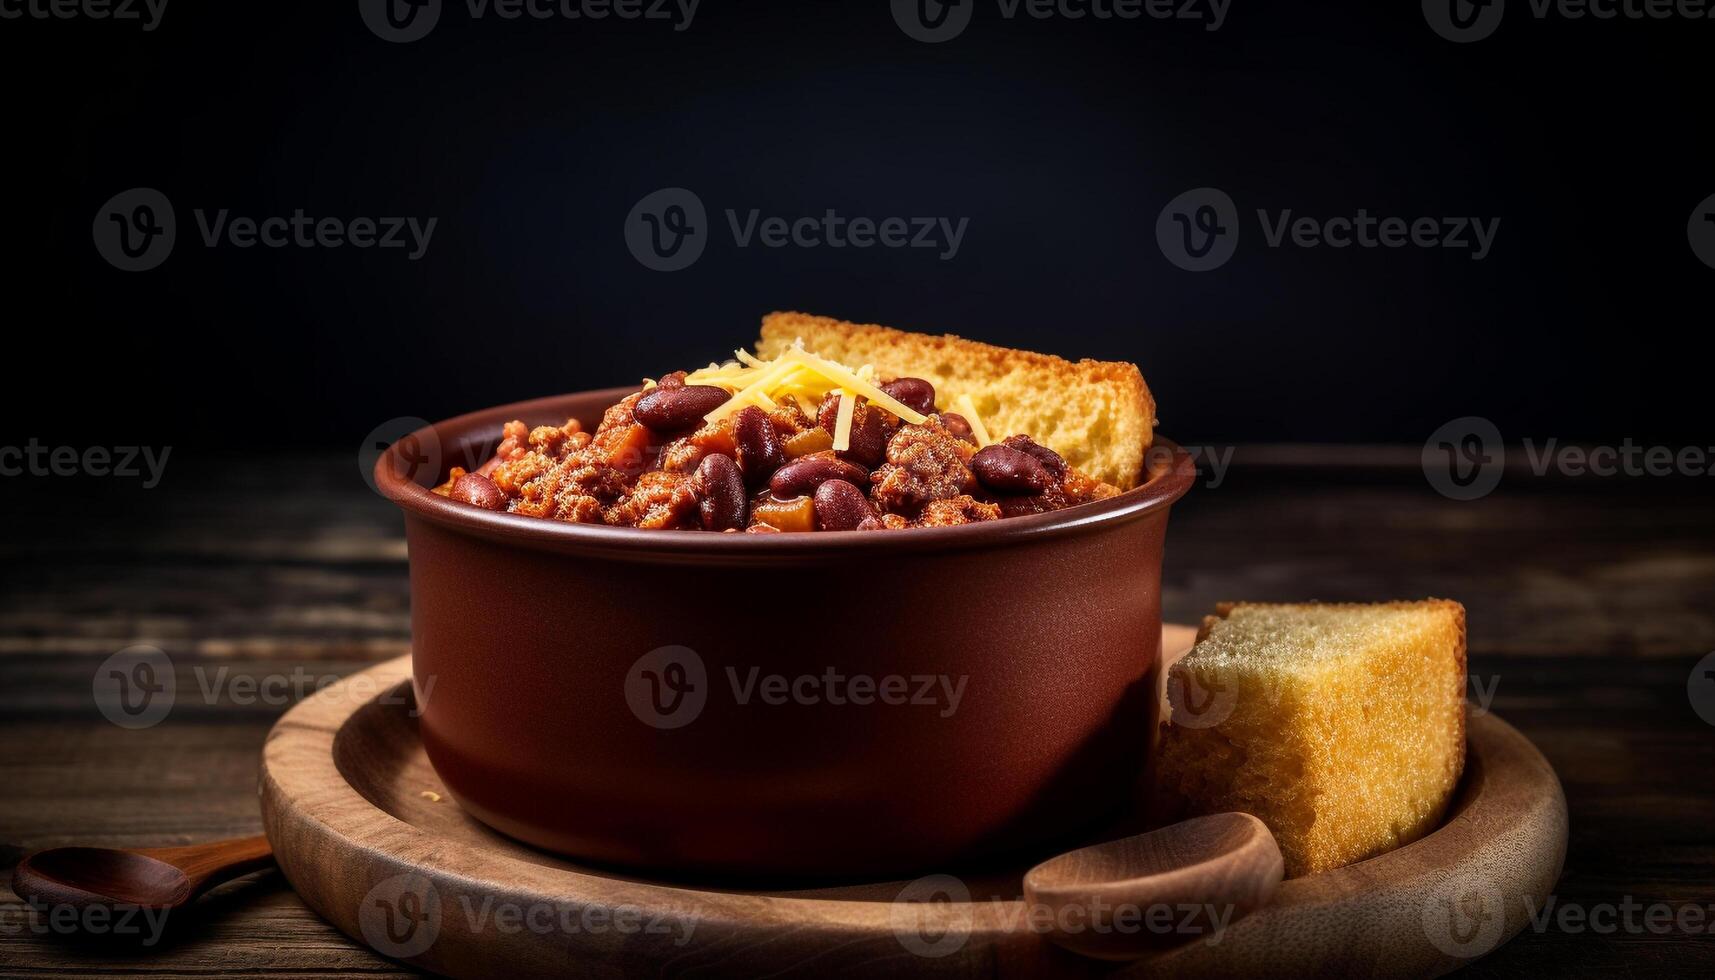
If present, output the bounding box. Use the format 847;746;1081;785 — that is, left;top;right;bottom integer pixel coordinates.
3;450;1711;977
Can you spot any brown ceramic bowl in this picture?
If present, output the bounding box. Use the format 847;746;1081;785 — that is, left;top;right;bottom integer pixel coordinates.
376;387;1196;879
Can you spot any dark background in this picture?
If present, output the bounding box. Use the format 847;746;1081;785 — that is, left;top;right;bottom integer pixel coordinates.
4;8;1715;976
2;0;1709;452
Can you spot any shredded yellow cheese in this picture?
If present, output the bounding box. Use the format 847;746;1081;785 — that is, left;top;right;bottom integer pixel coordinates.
832;389;856;451
955;394;993;447
685;340;931;427
702;356;803;422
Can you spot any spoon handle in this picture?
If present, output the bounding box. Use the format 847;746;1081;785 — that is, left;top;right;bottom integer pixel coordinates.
137;834;275;890
1022;812;1283;961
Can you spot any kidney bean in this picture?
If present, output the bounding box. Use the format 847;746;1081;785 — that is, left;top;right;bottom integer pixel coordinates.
841;412;889;467
770;456;870;498
635;385;730;432
938;412;976;445
449;472;508;511
813;479;876;531
816;392;888;468
880;377;937;416
1003;434;1067;480
731;406;786;486
970;444;1054;495
694;454;747;531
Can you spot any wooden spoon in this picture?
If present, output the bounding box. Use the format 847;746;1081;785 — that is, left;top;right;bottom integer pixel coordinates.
1023;812;1283;961
12;835;274;915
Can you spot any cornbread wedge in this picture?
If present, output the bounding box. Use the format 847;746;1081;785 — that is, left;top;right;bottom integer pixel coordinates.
755;311;1156;489
1156;600;1468;877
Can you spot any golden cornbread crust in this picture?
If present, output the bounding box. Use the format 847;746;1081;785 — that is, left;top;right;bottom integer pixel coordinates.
1161;599;1468;878
1199;599;1469;760
756;311;1156;489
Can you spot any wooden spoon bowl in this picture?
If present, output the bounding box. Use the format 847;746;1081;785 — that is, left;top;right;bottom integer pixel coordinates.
1023;812;1285;960
12;836;273;916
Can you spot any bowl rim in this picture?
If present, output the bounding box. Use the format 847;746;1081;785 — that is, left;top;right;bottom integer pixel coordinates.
375;386;1197;557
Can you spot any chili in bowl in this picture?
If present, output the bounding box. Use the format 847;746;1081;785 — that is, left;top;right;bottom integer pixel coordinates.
376;336;1194;878
431;343;1123;534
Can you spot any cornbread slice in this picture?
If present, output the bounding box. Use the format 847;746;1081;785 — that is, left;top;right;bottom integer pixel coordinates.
755;311;1156;489
1157;600;1467;878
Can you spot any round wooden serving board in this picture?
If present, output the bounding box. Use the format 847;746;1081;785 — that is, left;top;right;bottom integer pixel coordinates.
260;626;1567;978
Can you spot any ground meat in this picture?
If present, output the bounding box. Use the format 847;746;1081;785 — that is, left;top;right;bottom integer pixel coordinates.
995;465;1118;518
769;399;814;437
869;417;977;516
1066;470;1120;504
490;450;557;497
605;470;697;529
597;391;644;433
658;418;738;474
505;453;632;522
527;419;588;458
493;419;532;463
916;495;1002;527
551;491;606;524
657;437;703;475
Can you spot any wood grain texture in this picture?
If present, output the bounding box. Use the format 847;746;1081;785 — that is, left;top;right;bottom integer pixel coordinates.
254;648;1564;978
1022;812;1285;960
2;450;1712;977
13;835;273;912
